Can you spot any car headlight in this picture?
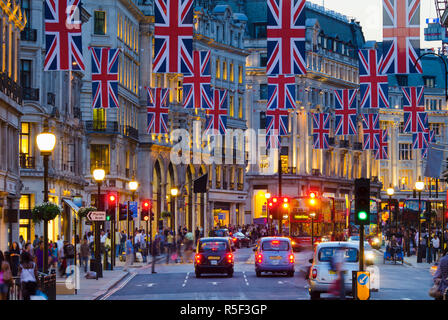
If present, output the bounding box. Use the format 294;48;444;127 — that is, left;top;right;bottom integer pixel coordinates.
292;241;296;245
366;252;374;261
372;238;379;244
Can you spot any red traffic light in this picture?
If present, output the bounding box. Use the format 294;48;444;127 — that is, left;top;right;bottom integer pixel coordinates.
272;197;278;203
143;215;149;221
108;194;117;203
309;192;317;199
283;197;289;203
142;200;151;209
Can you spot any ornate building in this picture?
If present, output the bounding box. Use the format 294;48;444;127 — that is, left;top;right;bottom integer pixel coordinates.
0;0;25;251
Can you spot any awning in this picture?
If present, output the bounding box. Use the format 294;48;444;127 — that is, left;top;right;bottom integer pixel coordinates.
63;199;80;214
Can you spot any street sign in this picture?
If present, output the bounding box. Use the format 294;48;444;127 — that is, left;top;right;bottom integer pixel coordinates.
87;211;106;221
355;271;370;300
129;201;138;218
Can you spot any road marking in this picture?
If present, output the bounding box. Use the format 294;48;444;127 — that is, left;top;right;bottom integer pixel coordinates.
100;272;137;300
209;282;221;286
243;271;249;286
147;283;156;287
182;272;190;287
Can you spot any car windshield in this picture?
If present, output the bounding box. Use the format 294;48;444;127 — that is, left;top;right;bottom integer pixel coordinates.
262;240;289;251
349;237;359;241
318;247;359;263
213;230;228;237
198;241;228;252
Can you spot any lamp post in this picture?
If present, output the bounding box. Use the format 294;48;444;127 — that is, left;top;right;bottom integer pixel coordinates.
265;193;271;235
387;186;395;233
415;179;425;263
310;212;316;249
36;132;56;274
93;168;105;279
171;188;179;236
129;180;138;242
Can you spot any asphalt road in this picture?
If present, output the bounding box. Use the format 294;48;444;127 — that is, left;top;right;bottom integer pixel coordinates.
104;246;434;300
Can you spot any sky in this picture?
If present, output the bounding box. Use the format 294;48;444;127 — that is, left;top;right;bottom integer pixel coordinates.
308;0;439;49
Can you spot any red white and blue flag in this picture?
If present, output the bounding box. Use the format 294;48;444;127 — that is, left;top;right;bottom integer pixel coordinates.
44;0;85;71
358;49;389;109
421;130;436;158
205;89;228;135
382;0;422;74
267;0;307;75
267;75;296;110
334;89;358;136
183;51;213;109
153;0;193;74
312;113;330;150
362;113;381;150
402;86;427;133
266;108;290;149
375;129;389;160
146;87;170;134
90;47;120;109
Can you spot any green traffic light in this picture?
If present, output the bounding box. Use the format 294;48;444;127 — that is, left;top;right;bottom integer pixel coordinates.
358;211;368;220
106;216;111;221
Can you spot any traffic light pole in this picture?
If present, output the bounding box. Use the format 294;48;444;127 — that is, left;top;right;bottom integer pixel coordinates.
278;156;282;236
127;200;130;244
151;217;156;274
359;224;365;272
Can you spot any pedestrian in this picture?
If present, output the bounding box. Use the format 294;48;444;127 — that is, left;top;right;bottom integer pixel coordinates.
105;233;111;269
195;227;200;247
329;247;346;300
32;236;40;250
18;252;38;301
176;233;184;263
63;241;75;277
119;231;126;258
0;260;12;300
50;243;58;272
18;235;25;250
432;248;448;300
432;234;440;262
80;239;90;273
123;237;134;272
166;232;174;264
9;242;21;277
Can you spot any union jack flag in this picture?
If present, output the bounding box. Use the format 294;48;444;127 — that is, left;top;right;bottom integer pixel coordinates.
153;0;193;74
362;113;381;150
267;75;296;110
44;0;85;71
146;88;170;134
267;0;307;75
90;47;120;109
421;130;436;158
382;0;422;74
334;89;358;136
358;49;389;109
205;89;228;135
312;113;330;150
183;51;213;109
375;129;389;160
266;108;290;149
402;87;427;133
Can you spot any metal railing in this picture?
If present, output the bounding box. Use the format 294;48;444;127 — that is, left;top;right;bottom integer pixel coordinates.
19;154;35;169
22;87;39;101
20;28;37;41
7;277;21;300
0;72;22;104
37;272;56;300
85;121;119;134
353;142;363;150
124;125;139;140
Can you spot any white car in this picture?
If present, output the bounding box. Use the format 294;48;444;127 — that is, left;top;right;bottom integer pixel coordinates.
347;236;370;249
308;242;360;299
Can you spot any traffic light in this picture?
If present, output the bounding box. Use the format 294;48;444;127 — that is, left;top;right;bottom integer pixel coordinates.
141;200;151;221
268;197;290;220
106;193;117;221
308;191;318;207
119;203;128;221
354;178;370;225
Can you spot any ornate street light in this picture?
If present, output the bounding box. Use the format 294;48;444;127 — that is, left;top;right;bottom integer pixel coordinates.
415;178;425;263
36;132;56;274
386;186;396;231
93;168;106;278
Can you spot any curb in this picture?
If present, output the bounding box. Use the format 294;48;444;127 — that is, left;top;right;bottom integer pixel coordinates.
92;271;130;300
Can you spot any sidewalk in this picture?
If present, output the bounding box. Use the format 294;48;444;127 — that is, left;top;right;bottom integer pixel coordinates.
56;255;163;300
376;247;436;269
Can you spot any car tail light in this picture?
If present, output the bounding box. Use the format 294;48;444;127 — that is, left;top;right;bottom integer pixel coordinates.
289;254;295;264
312;268;317;279
233;237;237;242
195;254;202;264
272;240;280;244
227;253;233;264
256;254;263;264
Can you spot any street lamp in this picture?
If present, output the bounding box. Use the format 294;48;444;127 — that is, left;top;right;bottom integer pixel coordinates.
93;168;105;279
265;193;271;235
36;132;56;274
310;212;316;249
386;186;396;232
128;180;138;241
415;178;425;263
171;187;179;237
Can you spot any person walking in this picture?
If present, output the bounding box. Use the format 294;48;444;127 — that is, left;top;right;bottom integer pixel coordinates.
432;234;440;262
18;252;38;301
9;242;21;277
80;239;90;273
63;241;75;277
0;260;12;300
166;232;174;264
123;238;134;272
432;248;448;300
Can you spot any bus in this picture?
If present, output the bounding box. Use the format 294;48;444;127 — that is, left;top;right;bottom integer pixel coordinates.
288;196;346;250
401;198;445;230
349;198;381;241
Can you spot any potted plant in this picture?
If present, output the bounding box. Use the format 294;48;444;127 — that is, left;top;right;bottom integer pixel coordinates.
77;206;97;219
31;202;62;224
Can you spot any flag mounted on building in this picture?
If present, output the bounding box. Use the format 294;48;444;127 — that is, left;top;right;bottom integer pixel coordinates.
421;130;436;158
362;113;381;150
402;86;427;133
182;51;213;109
334;89;358;136
267;0;307;75
266;108;290;149
382;0;422;74
375;129;389;160
44;0;85;71
153;0;193;74
267;75;296;110
312;113;330;150
358;49;389;109
90;47;120;109
146;87;170;134
205;89;228;135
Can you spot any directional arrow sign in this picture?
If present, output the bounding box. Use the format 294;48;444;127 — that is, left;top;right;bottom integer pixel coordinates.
87;211;106;221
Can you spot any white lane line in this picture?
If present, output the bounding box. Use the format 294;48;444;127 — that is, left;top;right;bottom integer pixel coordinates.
182;272;190;287
243;271;249;286
100;272;137;300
